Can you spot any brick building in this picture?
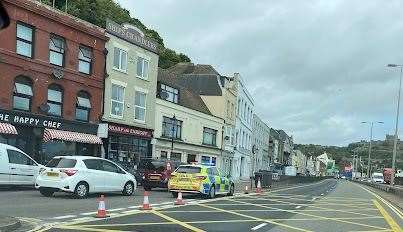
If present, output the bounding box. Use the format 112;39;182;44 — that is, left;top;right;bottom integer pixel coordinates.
0;0;108;164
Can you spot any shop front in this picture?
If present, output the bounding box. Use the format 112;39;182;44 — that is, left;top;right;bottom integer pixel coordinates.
104;123;153;170
0;109;102;164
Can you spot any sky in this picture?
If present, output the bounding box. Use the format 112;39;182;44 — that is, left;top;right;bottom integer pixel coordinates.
117;0;403;146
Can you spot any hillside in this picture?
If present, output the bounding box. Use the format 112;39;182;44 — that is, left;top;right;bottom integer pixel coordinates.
41;0;191;68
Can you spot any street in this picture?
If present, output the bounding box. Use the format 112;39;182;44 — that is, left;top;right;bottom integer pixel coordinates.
1;179;401;232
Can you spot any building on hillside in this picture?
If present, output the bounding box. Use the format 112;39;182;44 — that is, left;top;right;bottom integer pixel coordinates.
291;150;306;175
252;114;270;173
165;63;237;176
306;156;316;176
269;128;280;170
100;20;159;168
153;69;224;167
316;152;335;176
0;0;107;164
277;130;294;166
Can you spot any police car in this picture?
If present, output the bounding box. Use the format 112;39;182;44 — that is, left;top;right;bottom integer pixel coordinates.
168;164;234;198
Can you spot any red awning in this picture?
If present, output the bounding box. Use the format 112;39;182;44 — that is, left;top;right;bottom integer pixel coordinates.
0;123;18;135
43;129;102;144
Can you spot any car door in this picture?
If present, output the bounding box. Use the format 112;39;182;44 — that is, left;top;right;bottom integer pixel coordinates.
210;167;222;194
102;160;126;191
7;149;39;185
217;167;229;193
82;159;105;192
0;147;10;185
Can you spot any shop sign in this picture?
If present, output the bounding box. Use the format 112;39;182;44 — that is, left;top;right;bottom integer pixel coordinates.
0;111;62;129
108;124;152;138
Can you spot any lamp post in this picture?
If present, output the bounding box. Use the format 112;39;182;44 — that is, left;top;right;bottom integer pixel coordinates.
387;64;403;186
361;121;384;178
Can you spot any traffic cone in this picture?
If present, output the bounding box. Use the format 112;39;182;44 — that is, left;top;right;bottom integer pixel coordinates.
256;178;262;194
244;185;249;194
141;191;152;210
95;195;108;218
175;191;185;205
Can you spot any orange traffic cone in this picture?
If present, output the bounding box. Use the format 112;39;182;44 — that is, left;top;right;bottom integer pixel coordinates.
175;191;185;205
95;195;108;218
244;185;249;194
256;178;262;194
141;191;152;210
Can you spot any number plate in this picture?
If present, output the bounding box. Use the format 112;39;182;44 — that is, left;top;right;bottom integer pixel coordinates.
179;178;189;182
149;176;160;181
47;172;59;177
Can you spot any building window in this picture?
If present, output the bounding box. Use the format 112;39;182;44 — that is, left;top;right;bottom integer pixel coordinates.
47;84;63;117
187;154;196;164
203;127;217;146
136;56;149;79
13;76;33;111
170;152;182;162
78;46;92;74
113;47;127;72
162;116;182;139
134;91;146;122
160;84;179;103
16;23;34;58
75;91;91;121
111;84;125;117
49;34;65;66
160;151;167;159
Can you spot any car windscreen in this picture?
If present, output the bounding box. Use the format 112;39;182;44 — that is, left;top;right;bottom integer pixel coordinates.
46;158;77;168
175;166;201;174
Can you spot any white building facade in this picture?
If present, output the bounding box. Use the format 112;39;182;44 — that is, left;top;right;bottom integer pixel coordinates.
252;114;270;173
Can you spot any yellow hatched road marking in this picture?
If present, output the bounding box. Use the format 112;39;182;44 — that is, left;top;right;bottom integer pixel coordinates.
152;210;206;232
373;200;402;232
197;203;313;232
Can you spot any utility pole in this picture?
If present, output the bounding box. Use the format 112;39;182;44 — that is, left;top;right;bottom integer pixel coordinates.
361;121;383;178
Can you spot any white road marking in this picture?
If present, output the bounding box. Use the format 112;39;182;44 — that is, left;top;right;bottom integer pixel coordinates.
128;205;140;209
121;210;140;214
321;193;324;196
107;208;126;212
72;217;92;221
80;212;97;216
251;223;267;230
52;215;76;220
295;206;302;209
312;197;317;201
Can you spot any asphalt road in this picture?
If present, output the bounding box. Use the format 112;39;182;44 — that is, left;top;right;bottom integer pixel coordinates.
34;179;403;232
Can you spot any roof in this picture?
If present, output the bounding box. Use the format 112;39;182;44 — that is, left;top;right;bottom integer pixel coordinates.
175;74;223;96
167;63;220;76
157;69;212;115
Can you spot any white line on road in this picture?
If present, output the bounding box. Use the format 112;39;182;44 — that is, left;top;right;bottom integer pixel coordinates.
251;223;268;230
52;215;76;220
72;217;92;221
107;208;126;212
295;206;302;209
321;193;324;196
128;205;140;209
80;212;97;216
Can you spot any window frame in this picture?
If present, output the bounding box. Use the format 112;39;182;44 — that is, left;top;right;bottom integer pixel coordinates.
16;22;35;58
110;84;125;118
136;56;150;80
159;83;179;104
13;76;33;112
75;91;91;122
203;127;217;146
47;84;63;117
161;116;183;139
78;45;93;75
113;47;128;73
134;91;147;122
49;34;66;67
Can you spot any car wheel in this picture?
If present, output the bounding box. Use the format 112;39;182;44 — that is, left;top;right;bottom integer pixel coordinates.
122;182;134;196
74;182;89;199
227;184;235;196
39;188;54;197
209;185;215;199
171;192;178;198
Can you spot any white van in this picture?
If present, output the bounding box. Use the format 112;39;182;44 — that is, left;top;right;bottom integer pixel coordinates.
0;143;42;186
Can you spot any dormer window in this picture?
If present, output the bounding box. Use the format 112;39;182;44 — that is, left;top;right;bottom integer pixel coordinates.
159;83;179;104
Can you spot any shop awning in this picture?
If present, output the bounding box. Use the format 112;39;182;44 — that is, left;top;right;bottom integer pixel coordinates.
43;129;102;144
0;123;18;135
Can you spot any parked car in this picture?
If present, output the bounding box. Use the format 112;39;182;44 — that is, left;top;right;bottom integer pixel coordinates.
168;164;234;199
138;158;182;191
35;156;136;198
0;143;42;186
371;172;384;184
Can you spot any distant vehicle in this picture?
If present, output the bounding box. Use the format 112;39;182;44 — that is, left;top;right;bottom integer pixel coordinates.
371;172;384;184
168;164;234;199
284;166;297;176
0;143;43;186
35;156;136;198
383;168;393;184
138;158;182;191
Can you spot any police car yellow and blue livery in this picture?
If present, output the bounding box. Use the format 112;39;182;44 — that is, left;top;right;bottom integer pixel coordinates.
168;164;234;198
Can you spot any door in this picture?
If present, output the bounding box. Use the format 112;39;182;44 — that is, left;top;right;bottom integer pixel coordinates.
210;167;223;194
101;160;126;191
217;167;229;193
82;159;105;192
0;148;10;185
7;149;39;185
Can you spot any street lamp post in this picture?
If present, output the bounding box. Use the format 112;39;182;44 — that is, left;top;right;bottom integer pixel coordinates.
387;64;403;186
361;121;383;178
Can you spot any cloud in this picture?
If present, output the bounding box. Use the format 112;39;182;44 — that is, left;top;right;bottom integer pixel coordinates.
118;0;403;146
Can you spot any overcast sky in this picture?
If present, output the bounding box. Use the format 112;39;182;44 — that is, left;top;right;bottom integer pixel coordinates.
117;0;403;146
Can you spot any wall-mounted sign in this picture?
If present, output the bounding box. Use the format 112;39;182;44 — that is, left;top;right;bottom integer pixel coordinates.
108;123;153;138
106;19;158;54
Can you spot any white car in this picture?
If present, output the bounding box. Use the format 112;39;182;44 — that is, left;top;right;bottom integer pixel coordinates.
0;143;42;186
371;172;384;184
35;156;136;198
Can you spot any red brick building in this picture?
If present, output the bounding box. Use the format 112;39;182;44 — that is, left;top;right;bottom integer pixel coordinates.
0;0;108;163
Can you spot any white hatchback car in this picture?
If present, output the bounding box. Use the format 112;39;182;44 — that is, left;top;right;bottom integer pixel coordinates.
35;156;136;198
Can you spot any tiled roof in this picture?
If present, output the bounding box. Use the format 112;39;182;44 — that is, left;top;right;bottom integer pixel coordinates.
167;62;220;75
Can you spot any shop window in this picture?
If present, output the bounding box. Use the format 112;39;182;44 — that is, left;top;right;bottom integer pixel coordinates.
16;22;34;58
111;84;125;117
187;154;196;164
159;83;179;103
78;45;92;74
170;152;181;162
134;91;146;122
13;76;33;111
162;116;182;139
160;151;167;159
203;127;217;146
76;91;91;121
113;47;127;72
49;34;65;67
47;84;63;117
136;56;149;80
